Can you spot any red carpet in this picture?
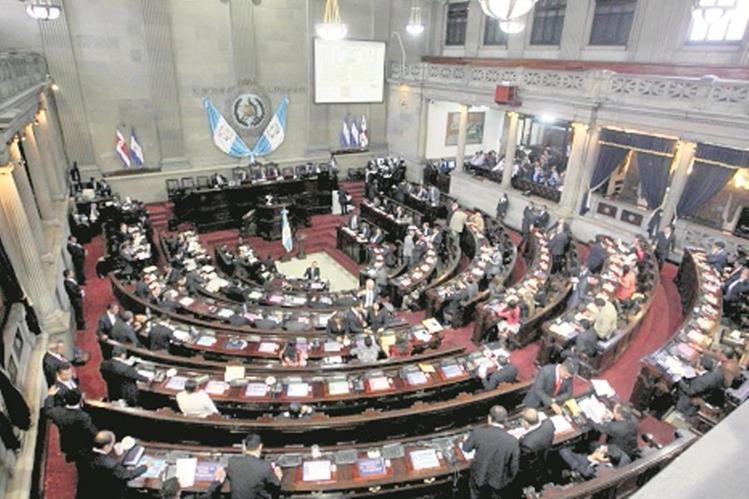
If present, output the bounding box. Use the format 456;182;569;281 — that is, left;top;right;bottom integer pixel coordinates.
42;191;684;497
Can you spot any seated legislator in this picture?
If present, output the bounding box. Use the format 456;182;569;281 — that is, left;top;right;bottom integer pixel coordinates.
97;303;120;336
615;265;636;303
345;303;368;334
77;431;149;499
226;433;282;499
559;444;630;481
522;360;576;414
565;318;599;359
518;408;555;463
326;312;347;337
591;403;638;458
99;346;149;406
592;297;618;340
350;335;381;363
176;378;220;418
142;320;173;351
706;241;728;274
369;302;393;331
110;311;142;347
494;297;521;346
461;405;519;499
279;340;308;367
477;357;519;390
676;356;727;416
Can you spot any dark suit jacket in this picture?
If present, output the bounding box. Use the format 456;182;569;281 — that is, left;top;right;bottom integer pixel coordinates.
110;321;141;346
99;359;147;406
723;276;749;302
481;364;518;390
303;267;320;280
522;364;573;408
52;380;78;407
706;250;728;272
43;353;66;387
549;232;569;257
98;313;117;335
44;399;96;462
681;367;724;397
519;419;555;459
592;417;638;456
575;327;599;357
134;280;150;299
369;308;393;331
655;231;674;258
64;279;83;304
78;452;147;499
227;454;280;499
586;244;606;272
254;318;281;330
67;243;85;264
462;425;519;490
345;309;366;334
148;324;173;351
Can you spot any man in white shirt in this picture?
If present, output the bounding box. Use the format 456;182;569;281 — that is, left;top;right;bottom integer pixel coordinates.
176;378;220;418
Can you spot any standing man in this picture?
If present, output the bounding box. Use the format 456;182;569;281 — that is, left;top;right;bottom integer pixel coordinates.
78;431;149;498
67;236;87;285
448;202;468;236
63;269;85;330
549;223;569;274
461;405;519;499
495;193;508;221
43;340;69;387
654;225;675;270
226;433;282;499
304;261;321;281
99;346;149;406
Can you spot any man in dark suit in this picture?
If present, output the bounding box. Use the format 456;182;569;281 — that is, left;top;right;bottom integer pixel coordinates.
518;408;555;460
67;236;87;285
99;346;148;406
50;362;78;407
160;471;225;499
563;318;598;359
477;357;518;390
43;340;69;387
345;303;367;334
110;311;142;346
653;225;674;270
303;261;321;280
723;267;749;303
521;203;537;236
706;241;728;273
369;302;393;331
226;433;282;499
535;205;550;229
78;430;149;499
585;236;606;274
559;444;629;481
522;360;575;413
549;223;569;274
133;273;153;299
144;321;172;351
98;303;120;336
676;357;726;416
591;403;638;458
461;405;519;499
495;193;508;220
44;389;96;464
63;269;86;330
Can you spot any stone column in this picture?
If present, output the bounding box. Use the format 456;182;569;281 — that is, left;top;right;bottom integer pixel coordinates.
454;104;469;172
42;92;71;194
0;157;67;335
501;111;519;189
559;122;594;213
35;107;65;201
7;141;50;258
661;141;697;224
22;124;56;223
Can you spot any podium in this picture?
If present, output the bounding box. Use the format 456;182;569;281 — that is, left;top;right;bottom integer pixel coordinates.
256;202;289;241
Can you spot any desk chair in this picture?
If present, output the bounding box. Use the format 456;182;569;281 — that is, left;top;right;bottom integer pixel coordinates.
281;166;295;179
165;179;181;199
180;177;195;192
195;175;210;189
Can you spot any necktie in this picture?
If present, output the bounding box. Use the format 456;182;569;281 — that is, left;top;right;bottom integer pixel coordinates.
553;376;561;395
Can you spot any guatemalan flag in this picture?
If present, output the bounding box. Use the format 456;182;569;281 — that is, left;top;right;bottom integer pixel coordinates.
129;127;145;167
340;118;351;149
250;96;289;159
203;97;252;158
115;129;131;167
359;115;369;148
349;119;360;147
281;207;293;253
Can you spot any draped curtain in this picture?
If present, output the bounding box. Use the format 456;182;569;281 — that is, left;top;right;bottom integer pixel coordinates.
580;144;629;214
676;161;736;218
636;152;672;210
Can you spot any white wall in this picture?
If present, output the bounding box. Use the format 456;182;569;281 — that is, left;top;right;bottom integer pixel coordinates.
424;100;503;159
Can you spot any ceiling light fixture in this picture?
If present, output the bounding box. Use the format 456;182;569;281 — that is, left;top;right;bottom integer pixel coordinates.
316;0;347;41
479;0;538;21
691;0;735;26
499;20;526;34
25;0;62;21
406;5;425;36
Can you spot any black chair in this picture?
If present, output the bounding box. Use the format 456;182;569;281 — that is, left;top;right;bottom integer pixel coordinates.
295;164;307;178
180;177;195;191
165;179;181;198
282;166;295;179
232;167;246;182
196;175;211;189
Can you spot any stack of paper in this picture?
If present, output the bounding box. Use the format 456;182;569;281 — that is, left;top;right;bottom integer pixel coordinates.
328;380;350;395
591;379;616;398
175;458;197;487
368;377;391;392
409;449;440;470
287;382;311;397
302;460;332;481
549;414;573;434
204;380;229;395
578;396;608;424
244;383;268;397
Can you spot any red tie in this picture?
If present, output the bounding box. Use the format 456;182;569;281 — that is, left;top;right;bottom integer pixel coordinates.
553;376;561;396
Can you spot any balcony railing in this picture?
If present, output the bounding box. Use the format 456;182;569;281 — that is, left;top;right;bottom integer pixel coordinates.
0;52;48;105
388;61;749;117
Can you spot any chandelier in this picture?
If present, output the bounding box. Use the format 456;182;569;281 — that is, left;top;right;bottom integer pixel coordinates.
406;5;425;36
479;0;538;21
25;0;62;21
316;0;347;41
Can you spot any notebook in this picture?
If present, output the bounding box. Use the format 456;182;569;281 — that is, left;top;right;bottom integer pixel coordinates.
244;383;268;397
368;377;391;392
409;449;440;471
287;382;311;397
302;460;332;481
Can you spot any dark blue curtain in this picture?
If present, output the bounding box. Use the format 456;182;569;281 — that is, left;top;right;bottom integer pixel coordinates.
636;152;671;209
676;161;736;218
580;145;629;214
600;129;676;154
696;143;749;167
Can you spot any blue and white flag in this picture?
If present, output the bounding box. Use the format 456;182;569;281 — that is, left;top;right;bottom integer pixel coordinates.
129;127;145;167
203;97;252;158
250;96;289;158
340;118;351;149
281;207;293;253
349;119;360;147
